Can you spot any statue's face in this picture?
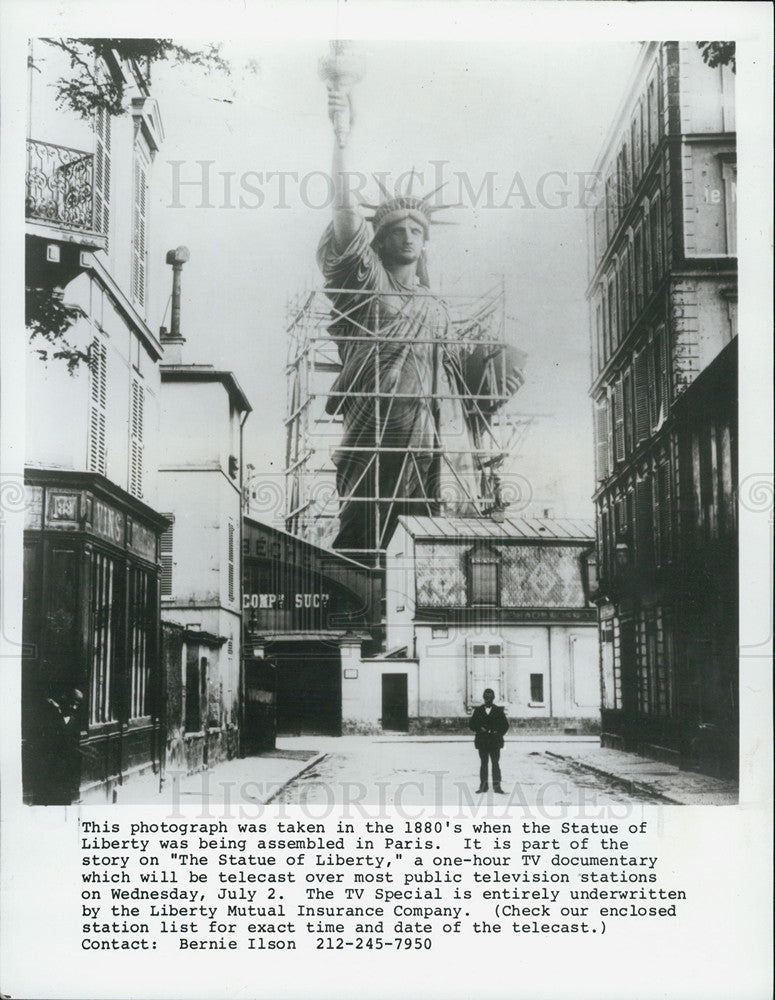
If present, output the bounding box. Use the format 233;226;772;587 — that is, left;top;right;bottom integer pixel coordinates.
378;218;426;267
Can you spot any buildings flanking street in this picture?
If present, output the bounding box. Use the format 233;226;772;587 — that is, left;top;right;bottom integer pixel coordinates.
19;39;740;804
22;43;254;803
23;43;169;803
586;41;737;776
157;255;252;774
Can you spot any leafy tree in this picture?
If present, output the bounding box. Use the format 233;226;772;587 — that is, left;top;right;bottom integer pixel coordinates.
26;288;88;373
34;38;229;119
697;42;736;73
26;39;230;370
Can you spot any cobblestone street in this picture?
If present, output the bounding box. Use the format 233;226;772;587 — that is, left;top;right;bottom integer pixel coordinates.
268;736;664;812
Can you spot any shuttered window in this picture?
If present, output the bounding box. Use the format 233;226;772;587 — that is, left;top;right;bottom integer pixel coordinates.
613;377;625;463
94;105;111;243
648;74;659;153
227;520;235;603
88;338;107;475
622;367;634;455
607;277;618;352
633;348;650;443
129;378;144;498
132;149;149;308
651;327;668;430
634;225;644;316
631;112;642;190
160;515;174;597
594;399;610;483
635;474;653;568
649;193;663;283
467;545;501;606
653;460;672;568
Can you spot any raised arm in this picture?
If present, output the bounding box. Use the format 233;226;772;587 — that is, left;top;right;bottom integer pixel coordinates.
328;89;361;252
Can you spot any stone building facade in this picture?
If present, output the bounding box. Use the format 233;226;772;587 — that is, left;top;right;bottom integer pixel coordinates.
586;41;737;775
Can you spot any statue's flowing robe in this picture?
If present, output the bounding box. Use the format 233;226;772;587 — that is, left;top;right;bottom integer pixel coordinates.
318;219;523;554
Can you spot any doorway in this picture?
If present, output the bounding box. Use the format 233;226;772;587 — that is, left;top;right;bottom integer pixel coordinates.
381;673;408;731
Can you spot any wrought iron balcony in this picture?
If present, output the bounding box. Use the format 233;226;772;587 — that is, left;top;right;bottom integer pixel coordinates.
25;139;103;242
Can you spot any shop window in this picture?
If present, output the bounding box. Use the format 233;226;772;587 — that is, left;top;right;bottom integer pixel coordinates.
530;673;545;704
601;621;618;709
128;566;155;719
89;550;121;726
467;545;501;606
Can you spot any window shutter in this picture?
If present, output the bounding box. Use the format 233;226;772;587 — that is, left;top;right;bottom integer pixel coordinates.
228;520;235;603
94;106;111;243
613;378;625;463
160;515;174;597
658;461;672;565
633;348;650;443
129;378;144;498
622;368;634;454
607;278;618;352
600;506;611;583
635;474;653;567
132;156;148;308
594;400;610;482
651;327;668;428
88;339;107;475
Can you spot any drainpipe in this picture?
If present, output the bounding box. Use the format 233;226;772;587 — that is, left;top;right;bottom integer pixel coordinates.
238;407;250;756
546;625;553;719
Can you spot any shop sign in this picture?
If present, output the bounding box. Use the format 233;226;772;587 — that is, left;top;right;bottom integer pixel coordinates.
92;499;124;546
128;519;156;562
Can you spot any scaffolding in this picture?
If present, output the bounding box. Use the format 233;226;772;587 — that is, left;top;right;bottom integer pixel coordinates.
284;282;532;567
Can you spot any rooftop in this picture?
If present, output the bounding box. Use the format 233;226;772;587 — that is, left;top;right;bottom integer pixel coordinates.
160;364;252;414
397;514;595;542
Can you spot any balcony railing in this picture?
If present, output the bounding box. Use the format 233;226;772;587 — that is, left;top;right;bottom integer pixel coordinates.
26;139;98;234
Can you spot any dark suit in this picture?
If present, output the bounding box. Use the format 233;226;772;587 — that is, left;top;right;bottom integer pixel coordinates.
469;703;509;788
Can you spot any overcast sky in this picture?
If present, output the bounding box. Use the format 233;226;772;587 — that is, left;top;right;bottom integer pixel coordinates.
145;40;640;519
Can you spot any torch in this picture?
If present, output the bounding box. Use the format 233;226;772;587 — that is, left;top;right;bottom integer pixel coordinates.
319;40;365;148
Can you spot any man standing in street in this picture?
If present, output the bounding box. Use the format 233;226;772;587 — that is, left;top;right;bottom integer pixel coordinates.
470;688;509;794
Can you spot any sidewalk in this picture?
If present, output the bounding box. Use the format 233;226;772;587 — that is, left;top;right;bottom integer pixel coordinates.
543;744;738;806
115;745;326;807
116;734;738;807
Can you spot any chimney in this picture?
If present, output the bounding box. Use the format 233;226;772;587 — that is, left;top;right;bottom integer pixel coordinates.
160;245;190;364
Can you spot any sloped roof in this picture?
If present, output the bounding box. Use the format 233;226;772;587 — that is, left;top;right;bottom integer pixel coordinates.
396;514;594;542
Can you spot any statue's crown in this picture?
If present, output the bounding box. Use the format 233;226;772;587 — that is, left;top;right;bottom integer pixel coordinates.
363;172;460;239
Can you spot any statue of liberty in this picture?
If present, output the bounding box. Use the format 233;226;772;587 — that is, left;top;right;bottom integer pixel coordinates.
318;46;525;556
